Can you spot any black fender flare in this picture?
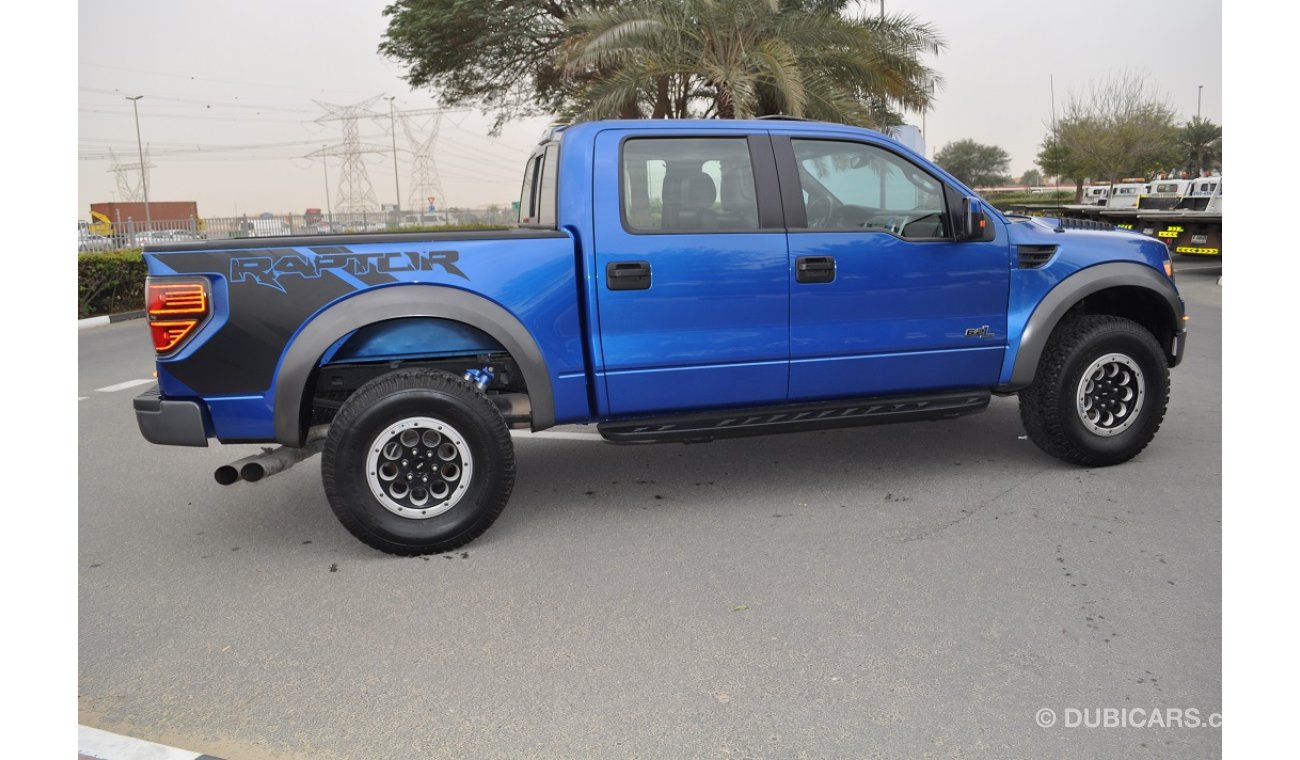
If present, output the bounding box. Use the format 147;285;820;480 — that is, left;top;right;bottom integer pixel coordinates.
1002;262;1184;390
273;285;554;445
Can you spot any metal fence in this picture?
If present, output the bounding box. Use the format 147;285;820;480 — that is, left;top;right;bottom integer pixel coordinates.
79;207;519;252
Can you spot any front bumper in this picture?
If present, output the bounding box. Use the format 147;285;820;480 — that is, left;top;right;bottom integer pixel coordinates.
134;386;210;447
1170;328;1188;368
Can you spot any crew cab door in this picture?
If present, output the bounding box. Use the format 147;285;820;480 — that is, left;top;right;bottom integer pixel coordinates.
773;135;1010;401
592;130;789;416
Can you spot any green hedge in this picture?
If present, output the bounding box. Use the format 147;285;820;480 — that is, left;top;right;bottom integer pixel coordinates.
79;249;145;319
982;191;1075;210
75;226;514;319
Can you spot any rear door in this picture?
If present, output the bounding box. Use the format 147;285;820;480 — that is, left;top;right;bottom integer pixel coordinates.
592;129;789;417
774;134;1010;401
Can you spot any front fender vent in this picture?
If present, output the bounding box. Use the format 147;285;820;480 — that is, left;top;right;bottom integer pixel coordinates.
1055;217;1115;232
1017;245;1058;269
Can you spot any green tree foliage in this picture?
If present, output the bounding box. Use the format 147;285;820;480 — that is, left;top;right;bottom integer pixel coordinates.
556;0;943;126
1037;132;1094;201
380;0;943;129
1019;168;1042;187
379;1;605;131
934;139;1010;187
1040;71;1180;196
1178;116;1222;176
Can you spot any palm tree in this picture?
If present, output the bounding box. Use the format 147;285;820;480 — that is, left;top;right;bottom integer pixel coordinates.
556;0;943;127
1178;116;1222;176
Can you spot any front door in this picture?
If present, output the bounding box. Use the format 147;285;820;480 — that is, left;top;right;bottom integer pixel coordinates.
774;135;1010;401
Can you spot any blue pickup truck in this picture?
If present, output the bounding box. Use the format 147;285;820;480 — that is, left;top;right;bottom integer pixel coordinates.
135;118;1186;555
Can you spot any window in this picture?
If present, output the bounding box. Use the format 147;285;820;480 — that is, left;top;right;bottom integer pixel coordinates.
621;138;760;232
536;144;559;227
518;144;559;227
517;154;540;224
791;139;948;239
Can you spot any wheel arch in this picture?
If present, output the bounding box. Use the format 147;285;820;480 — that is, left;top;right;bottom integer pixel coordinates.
1003;263;1183;391
273;285;554;446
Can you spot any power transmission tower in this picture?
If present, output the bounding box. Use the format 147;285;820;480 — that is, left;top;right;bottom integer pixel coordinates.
306;96;388;214
399;110;448;216
108;147;153;202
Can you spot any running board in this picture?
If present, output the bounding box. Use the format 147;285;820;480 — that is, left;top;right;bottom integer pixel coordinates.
597;389;991;444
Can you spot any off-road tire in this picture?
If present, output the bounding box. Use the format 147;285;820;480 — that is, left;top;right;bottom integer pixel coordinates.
1019;315;1169;467
321;368;515;555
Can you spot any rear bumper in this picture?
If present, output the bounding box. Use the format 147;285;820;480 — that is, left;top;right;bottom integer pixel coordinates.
134;386;210;447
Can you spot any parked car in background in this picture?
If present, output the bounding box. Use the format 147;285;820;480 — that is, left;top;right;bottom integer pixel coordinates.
306;221;345;234
236;219;294;238
78;231;114;252
163;229;206;242
132;231;177;246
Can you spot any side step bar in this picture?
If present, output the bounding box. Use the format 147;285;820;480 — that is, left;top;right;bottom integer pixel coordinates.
597;389;991;445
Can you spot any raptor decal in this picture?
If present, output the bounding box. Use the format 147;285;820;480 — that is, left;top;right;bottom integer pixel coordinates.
230;249;467;292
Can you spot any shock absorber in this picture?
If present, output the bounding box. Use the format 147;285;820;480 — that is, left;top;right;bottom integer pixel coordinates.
463;366;496;390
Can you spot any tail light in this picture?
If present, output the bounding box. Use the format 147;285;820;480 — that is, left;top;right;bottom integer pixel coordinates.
146;277;210;355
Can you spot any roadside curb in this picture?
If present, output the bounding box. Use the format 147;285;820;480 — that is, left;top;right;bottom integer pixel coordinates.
79;725;225;760
79;310;145;330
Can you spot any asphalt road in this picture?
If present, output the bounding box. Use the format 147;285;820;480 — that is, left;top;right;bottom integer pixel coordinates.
79;259;1221;759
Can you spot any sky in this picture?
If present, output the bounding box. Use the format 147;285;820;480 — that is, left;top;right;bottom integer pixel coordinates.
76;0;1223;220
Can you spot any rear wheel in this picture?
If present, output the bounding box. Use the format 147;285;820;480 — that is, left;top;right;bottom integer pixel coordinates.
1019;315;1169;467
321;369;514;555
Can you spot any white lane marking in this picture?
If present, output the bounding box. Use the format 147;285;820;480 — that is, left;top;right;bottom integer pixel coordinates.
510;430;604;442
94;378;156;393
79;725;210;760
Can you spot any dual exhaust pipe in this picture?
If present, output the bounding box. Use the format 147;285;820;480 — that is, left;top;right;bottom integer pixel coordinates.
214;426;328;486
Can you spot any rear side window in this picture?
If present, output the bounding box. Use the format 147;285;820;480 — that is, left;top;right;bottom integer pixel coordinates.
536;144;559;227
518;154;540;224
621;137;759;233
517;143;559;227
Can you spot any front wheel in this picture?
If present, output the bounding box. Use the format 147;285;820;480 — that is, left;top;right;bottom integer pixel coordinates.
321;369;515;555
1019;315;1170;467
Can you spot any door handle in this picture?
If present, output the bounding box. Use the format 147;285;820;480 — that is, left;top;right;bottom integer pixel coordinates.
607;261;651;290
796;255;835;284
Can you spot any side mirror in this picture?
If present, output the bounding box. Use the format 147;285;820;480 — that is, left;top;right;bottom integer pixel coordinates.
957;196;988;241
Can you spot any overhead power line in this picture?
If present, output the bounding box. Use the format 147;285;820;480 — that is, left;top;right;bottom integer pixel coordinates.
306;96;388;213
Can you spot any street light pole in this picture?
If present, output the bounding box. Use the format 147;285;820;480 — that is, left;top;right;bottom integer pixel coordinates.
1197;85;1203;120
385;96;401;220
126;95;152;231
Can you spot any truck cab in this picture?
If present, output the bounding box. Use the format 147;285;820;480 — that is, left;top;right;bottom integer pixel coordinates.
1139;178;1193;210
1183;176;1222;212
1105;179;1150;209
1081;185;1111;206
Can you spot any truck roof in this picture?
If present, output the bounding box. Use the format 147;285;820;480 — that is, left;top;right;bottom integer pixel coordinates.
556;118;907;153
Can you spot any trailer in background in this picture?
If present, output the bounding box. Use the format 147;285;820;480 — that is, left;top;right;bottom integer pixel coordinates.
1008;176;1222;259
